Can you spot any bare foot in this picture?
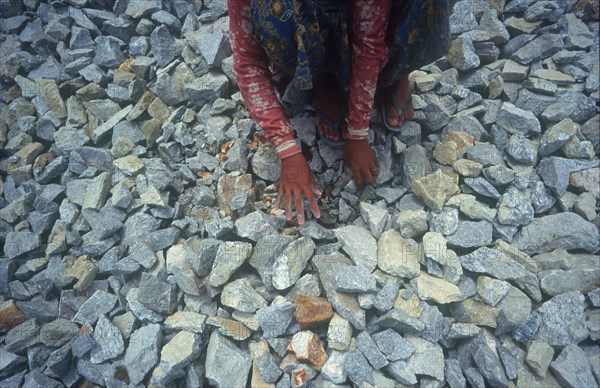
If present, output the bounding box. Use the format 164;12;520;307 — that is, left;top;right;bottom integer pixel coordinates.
385;75;414;128
313;73;346;142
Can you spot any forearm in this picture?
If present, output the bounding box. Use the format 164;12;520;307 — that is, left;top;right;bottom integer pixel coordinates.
347;0;391;139
235;70;300;158
228;0;300;158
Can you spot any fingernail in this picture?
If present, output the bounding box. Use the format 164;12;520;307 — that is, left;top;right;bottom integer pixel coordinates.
315;211;321;219
298;217;304;225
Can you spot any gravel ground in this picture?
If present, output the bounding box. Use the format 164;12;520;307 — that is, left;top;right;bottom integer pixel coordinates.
0;0;599;387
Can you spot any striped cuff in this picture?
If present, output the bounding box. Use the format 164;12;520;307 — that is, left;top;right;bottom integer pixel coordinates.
347;125;369;140
276;139;302;159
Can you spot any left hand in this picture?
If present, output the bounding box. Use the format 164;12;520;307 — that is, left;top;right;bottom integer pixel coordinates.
274;152;321;225
343;138;379;186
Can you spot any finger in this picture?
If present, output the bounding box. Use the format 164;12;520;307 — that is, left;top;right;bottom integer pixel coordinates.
304;186;321;219
364;167;375;185
353;165;363;187
294;189;305;225
370;166;379;177
285;189;293;221
308;177;321;197
274;186;283;209
370;162;380;177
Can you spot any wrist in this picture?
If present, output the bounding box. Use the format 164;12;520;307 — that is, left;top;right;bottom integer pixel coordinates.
347;137;369;144
347;123;369;139
276;139;301;159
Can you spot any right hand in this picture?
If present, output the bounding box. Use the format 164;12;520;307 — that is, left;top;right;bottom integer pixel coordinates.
343;138;379;187
274;153;321;225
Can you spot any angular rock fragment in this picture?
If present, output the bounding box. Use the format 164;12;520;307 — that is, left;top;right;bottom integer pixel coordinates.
152;331;202;386
396;209;428;238
377;229;421;279
537;156;599;195
5;319;41;353
164;311;207;333
90;315;124;364
294;295;333;327
150;25;181;67
313;253;366;330
406;336;445;381
535;291;589;346
539;268;600;296
272;237;316;290
249;235;295;290
372;328;415;361
525;340;554;378
256;352;282;384
476;276;510;307
221;278;268;313
288;330;328;369
327;313;353;351
40;318;79;347
333;225;378;272
138;273;177;315
359;201;390;239
514;212;600;254
512;34;563;64
321;350;348;384
206;316;252;341
356;331;389;369
412;170;460;212
344;348;374;386
471;333;509;388
125;288;163;323
450;298;499;328
124;324;161;385
234;211;282;242
72;290;118;325
333;264;377;293
209;241;253;287
460;247;540;301
374;280;400;312
446;220;493;248
369;308;425;335
414;272;462;304
550;344;596;388
257;300;295;339
445;359;466;388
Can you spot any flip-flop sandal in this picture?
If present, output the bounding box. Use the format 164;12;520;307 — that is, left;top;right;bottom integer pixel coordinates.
380;94;413;133
315;101;348;147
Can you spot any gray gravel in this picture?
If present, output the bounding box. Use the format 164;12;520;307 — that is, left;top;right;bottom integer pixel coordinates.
0;0;598;387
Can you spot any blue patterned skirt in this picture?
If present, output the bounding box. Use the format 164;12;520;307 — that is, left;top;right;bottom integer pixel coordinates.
249;0;451;92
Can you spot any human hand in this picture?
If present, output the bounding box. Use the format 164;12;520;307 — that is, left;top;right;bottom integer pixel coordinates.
343;138;379;186
274;153;321;225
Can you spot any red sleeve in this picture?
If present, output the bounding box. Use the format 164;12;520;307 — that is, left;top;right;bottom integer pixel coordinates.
228;0;301;159
347;0;391;140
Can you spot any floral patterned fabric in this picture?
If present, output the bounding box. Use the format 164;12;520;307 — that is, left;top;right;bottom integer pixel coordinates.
227;0;450;157
250;0;352;92
380;0;451;88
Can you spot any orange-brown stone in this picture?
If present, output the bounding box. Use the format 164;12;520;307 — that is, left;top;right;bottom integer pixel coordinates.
288;330;328;369
292;368;308;387
0;300;27;333
294;295;333;327
79;324;94;335
443;131;474;151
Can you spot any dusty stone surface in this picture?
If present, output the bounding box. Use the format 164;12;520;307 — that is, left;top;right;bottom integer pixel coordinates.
0;1;598;386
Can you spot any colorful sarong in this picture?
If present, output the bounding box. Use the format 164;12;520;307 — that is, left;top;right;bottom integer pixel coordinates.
249;0;451;91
